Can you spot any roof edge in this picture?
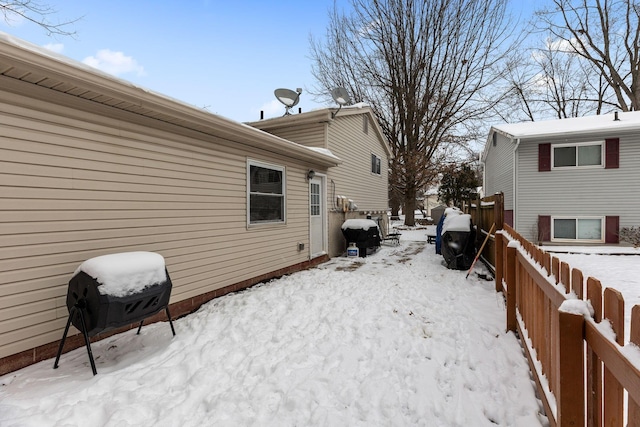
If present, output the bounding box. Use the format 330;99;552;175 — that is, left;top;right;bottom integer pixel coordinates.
0;32;341;168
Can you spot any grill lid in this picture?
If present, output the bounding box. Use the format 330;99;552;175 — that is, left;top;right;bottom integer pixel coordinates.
72;252;167;298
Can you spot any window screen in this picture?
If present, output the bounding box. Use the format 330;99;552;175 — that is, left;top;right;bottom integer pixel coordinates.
248;162;285;224
553;143;602;168
371;154;381;175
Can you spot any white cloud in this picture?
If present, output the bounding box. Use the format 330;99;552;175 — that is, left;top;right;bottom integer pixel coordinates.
0;9;26;27
82;49;145;77
358;19;380;38
257;99;286;118
546;37;577;53
43;43;64;54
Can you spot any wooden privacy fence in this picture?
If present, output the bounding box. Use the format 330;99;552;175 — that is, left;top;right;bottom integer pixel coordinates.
466;192;504;268
496;224;640;427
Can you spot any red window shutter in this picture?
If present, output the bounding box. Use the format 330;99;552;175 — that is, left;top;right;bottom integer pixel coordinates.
538;215;551;241
605;216;619;243
539;143;551;171
504;210;514;227
605;138;619;169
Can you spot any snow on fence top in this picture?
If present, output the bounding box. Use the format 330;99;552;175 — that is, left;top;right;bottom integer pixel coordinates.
341;219;379;231
72;252;167;298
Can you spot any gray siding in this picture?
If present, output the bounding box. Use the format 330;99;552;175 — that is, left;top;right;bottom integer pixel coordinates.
483;132;515;210
0;88;325;359
515;131;640;241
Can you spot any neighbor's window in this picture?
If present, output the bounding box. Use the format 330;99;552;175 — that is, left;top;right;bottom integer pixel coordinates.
248;160;285;225
552;142;603;168
371;153;381;175
552;217;603;242
363;115;369;134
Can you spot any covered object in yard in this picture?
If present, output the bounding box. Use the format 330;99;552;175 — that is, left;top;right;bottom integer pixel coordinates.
54;252;175;375
64;252;173;337
440;210;476;270
341;219;381;257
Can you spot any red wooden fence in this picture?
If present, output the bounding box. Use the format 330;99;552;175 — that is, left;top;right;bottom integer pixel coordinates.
467;192;504;269
496;224;640;427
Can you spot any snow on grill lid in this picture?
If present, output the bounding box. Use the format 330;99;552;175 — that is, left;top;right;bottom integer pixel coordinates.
442;213;471;234
72;252;167;298
341;219;378;231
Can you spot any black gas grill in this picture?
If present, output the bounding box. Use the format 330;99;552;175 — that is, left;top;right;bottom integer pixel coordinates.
53;252;176;375
341;219;382;257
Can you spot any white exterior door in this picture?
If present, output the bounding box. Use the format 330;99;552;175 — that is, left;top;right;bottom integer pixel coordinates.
309;176;326;257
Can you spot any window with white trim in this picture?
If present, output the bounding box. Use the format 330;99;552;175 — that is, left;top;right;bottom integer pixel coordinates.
247;160;285;225
552;141;603;168
371;153;381;175
310;182;321;216
552;217;604;242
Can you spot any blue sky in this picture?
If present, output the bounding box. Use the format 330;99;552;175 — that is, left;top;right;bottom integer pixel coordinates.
1;0;541;123
1;0;348;122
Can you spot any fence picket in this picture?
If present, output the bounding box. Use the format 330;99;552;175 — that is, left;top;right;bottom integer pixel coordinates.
552;257;560;285
572;269;583;299
560;262;570;293
603;288;624;427
587;278;603;427
496;232;504;293
558;310;585;426
629;305;640;427
506;242;516;332
543;252;551;277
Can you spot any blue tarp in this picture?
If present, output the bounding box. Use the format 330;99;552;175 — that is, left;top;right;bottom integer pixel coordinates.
435;214;445;255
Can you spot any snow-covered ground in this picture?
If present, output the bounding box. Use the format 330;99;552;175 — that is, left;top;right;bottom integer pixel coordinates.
542;246;640;343
0;228;548;427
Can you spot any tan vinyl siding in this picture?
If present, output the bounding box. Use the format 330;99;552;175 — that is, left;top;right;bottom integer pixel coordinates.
247;109;390;257
253;121;327;149
0;89;323;359
515;131;640;241
327;115;389;211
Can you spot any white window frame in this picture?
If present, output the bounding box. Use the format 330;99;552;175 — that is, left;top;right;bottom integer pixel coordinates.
247;159;286;226
551;216;604;243
371;153;381;175
551;141;604;169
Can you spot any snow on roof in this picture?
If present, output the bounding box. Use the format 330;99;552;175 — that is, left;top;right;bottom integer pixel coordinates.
343;102;369;109
73;252;167;297
307;147;340;160
492;111;640;139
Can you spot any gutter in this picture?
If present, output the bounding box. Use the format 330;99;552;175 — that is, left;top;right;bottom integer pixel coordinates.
512;138;521;229
0;33;342;169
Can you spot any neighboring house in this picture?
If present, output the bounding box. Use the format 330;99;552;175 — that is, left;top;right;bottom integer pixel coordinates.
0;33;340;374
247;105;392;257
482;111;640;245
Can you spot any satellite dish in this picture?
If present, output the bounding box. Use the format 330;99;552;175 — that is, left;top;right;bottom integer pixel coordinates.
331;87;351;118
274;88;302;116
331;87;351;105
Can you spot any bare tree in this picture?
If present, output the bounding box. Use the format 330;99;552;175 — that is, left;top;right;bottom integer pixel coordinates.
535;0;640;111
1;0;79;37
503;35;616;121
310;0;517;225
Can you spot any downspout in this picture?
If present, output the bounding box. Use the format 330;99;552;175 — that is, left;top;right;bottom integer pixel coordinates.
512;138;521;230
